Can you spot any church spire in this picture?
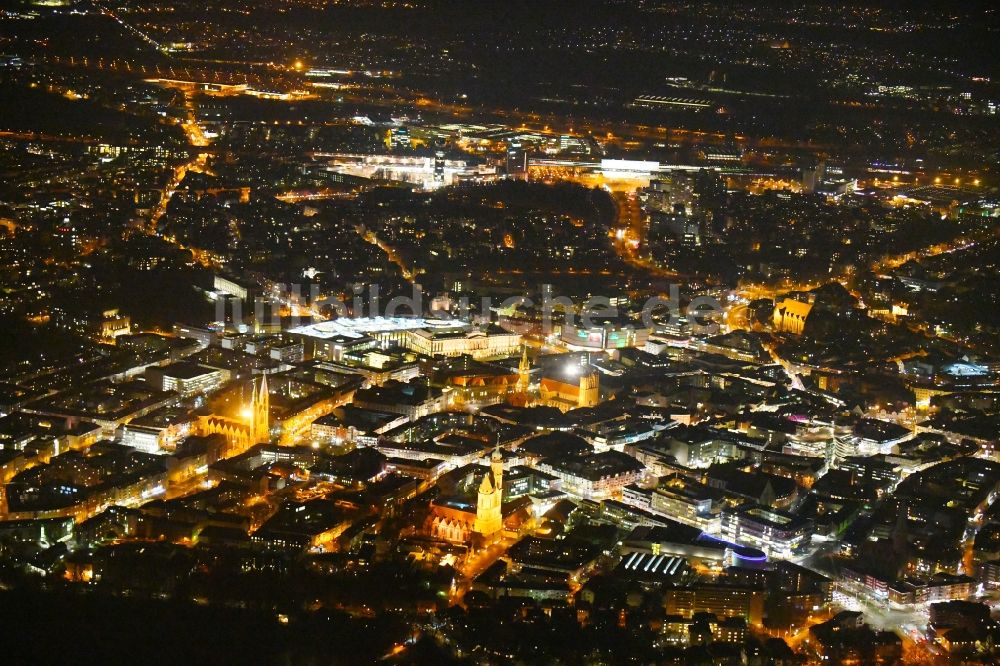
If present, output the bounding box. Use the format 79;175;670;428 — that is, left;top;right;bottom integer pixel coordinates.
253;374;270;444
518;345;530;381
474;446;504;538
513;344;532;406
490;445;503;493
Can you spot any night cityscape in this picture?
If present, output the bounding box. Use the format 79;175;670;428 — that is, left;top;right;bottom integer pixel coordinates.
1;1;999;663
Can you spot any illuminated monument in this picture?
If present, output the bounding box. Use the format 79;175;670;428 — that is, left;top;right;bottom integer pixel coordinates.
516;345;531;396
773;296;813;335
537;365;600;411
198;374;270;453
507;348;599;411
249;373;270;445
473;447;504;538
427;446;517;547
508;344;534;407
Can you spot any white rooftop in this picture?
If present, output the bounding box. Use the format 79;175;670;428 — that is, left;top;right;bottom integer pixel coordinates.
288;316;469;340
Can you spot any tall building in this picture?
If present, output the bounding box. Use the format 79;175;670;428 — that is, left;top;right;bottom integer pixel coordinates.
474;447;504;538
433;150;445;183
251;374;270;445
390;126;411;149
517;346;531;393
651;211;701;247
509;345;533;407
801;160;826;194
645;171;696;214
506;140;527;175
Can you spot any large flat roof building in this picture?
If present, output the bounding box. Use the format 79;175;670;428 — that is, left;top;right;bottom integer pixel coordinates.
289;317;520;361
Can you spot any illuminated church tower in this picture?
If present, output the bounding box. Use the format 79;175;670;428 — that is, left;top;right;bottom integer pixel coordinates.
578;371;600;409
516;345;531;394
474;447;504;538
251;374;270;444
509;345;533;407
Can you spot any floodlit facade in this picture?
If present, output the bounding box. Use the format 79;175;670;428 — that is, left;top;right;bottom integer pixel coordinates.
720;505;813;560
290;317;520;360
